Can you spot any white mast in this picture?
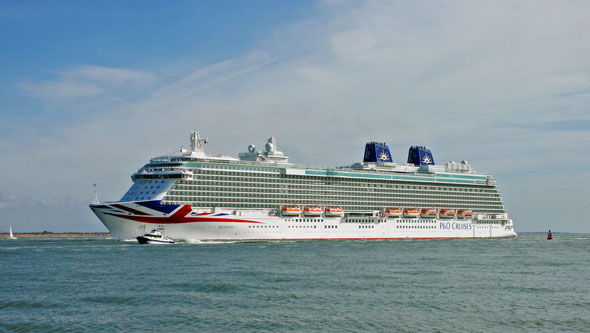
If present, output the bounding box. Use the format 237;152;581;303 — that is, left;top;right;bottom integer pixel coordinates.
92;183;99;204
189;129;208;157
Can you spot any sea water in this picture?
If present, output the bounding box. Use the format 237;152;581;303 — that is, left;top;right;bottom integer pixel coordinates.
1;234;589;332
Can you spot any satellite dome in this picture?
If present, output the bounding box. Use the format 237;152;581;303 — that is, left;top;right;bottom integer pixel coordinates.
248;144;256;153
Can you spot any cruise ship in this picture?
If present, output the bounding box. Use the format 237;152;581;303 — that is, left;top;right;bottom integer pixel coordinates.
90;130;516;241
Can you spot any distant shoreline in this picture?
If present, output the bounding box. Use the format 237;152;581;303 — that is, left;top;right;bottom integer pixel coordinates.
0;232;111;238
1;231;587;239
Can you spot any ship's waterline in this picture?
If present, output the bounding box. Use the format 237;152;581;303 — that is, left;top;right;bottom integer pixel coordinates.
90;130;516;241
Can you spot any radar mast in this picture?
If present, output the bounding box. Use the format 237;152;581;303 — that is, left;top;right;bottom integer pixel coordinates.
189;129;208;157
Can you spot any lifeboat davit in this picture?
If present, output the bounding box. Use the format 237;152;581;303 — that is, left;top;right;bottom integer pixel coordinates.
384;208;402;218
325;207;344;217
457;210;473;219
420;209;438;218
403;209;419;218
439;209;456;219
281;205;302;216
304;206;323;216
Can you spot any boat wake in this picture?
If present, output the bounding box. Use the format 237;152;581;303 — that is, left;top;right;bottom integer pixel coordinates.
185;239;239;244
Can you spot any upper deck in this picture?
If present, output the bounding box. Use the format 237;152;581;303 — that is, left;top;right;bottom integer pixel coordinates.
140;153;493;187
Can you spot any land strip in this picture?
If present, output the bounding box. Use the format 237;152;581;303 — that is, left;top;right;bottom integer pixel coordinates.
1;232;111;238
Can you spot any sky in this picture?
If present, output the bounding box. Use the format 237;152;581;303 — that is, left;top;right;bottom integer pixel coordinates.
1;0;589;233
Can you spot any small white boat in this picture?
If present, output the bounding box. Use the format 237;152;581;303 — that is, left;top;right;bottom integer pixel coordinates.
403;209;419;218
303;206;323;216
9;225;17;240
325;207;344;217
136;229;174;244
281;205;302;216
457;210;473;219
383;208;402;218
420;209;438;218
439;209;456;219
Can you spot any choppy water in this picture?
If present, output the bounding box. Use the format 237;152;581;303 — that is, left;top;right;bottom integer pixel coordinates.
1;234;589;332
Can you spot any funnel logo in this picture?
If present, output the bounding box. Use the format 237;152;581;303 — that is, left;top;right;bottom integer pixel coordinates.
363;142;393;163
422;155;432;164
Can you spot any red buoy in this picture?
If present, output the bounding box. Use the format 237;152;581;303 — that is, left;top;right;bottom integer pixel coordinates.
547;230;553;240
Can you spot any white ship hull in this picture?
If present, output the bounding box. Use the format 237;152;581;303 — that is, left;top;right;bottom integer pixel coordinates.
91;201;516;242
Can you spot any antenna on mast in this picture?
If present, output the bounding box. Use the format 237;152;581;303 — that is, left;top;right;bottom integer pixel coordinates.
191;129;204;153
92;183;99;204
189;129;208;157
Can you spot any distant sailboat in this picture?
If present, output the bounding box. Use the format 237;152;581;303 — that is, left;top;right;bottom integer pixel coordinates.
9;225;17;240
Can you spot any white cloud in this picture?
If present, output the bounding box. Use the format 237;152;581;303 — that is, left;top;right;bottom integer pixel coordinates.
19;65;155;100
20;80;104;99
0;192;26;209
64;65;154;84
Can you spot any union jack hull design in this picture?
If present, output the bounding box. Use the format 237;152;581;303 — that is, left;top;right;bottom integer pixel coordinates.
90;200;263;241
90;200;516;242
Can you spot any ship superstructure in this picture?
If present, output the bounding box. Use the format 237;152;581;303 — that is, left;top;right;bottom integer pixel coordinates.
90;130;516;241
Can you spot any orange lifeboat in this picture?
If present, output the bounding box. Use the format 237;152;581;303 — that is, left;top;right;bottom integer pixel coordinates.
403;209;419;218
420;209;438;218
281;205;301;216
303;206;323;216
325;207;344;217
384;208;402;218
439;209;456;219
457;210;473;219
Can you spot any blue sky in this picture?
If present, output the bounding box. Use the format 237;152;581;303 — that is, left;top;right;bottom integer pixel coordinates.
1;0;589;233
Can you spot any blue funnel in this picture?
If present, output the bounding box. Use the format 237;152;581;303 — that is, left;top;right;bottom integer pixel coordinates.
407;146;435;166
363;142;393;163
